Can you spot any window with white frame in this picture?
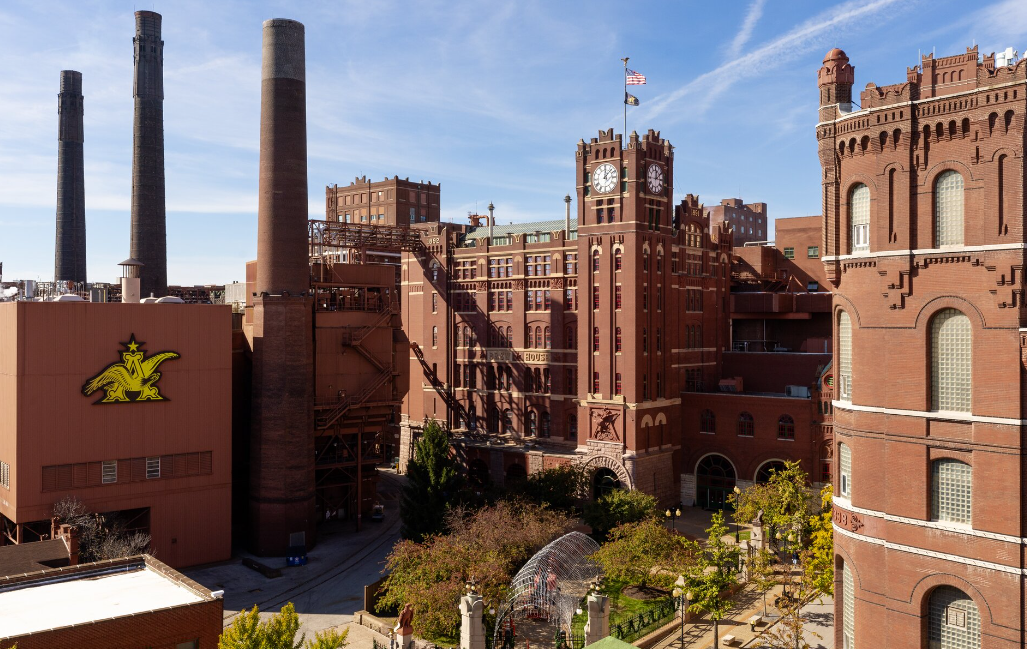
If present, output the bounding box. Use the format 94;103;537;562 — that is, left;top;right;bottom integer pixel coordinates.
850;184;870;253
843;562;855;649
838;311;853;400
935;170;964;247
928;585;980;649
0;460;9;489
102;460;117;484
931;309;971;412
839;442;852;499
932;459;971;525
146;456;161;479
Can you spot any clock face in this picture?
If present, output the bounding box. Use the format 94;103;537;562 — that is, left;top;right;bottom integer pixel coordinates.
591;163;618;194
647;164;665;194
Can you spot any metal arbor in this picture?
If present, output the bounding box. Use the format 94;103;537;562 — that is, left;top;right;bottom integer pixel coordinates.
494;531;602;639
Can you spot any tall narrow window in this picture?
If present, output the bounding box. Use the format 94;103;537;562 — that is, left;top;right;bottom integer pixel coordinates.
850;183;870;253
928;586;980;649
615;286;622;309
593;372;600;393
737;412;754;437
527;327;535;348
569;415;577;439
544;327;551;349
593;327;600;352
777;415;795;440
935;170;964;246
615;250;623;271
931;309;971;412
839;442;852;498
932;459;971;524
432;326;438;347
700;409;716;433
615;327;622;352
592;250;600;272
842;562;855;649
541;412;551;437
615;373;622;395
838;311;852;401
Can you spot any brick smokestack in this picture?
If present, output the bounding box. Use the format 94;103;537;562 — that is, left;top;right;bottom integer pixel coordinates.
249;18;316;556
131;10;167;298
55;70;86;285
256;18;308;296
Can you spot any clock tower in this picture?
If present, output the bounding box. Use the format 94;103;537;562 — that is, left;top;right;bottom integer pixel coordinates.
574;128;679;503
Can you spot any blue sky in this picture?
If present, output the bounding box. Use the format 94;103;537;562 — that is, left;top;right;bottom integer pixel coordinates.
1;0;1025;285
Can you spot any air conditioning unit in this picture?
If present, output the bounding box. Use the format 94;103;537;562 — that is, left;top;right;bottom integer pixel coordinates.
719;377;743;393
785;385;811;398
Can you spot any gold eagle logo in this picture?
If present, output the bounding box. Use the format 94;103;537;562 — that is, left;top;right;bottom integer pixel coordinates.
82;335;180;403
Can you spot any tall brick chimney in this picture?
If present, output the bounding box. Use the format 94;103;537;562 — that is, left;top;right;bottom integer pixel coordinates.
248;18;316;556
130;11;167;298
55;70;87;285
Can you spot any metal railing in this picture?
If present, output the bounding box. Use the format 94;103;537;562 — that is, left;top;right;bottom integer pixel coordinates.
611;596;679;643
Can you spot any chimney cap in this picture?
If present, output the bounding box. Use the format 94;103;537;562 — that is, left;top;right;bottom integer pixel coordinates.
118;258;145;267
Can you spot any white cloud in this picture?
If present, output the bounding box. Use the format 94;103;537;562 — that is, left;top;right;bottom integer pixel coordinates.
729;0;766;54
645;0;911;122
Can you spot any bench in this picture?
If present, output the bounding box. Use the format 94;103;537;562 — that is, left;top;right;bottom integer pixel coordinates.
721;635;740;646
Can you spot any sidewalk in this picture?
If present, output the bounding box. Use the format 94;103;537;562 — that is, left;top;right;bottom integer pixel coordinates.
649;582;782;649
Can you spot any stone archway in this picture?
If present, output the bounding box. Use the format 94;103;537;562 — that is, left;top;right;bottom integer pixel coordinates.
579;453;633;492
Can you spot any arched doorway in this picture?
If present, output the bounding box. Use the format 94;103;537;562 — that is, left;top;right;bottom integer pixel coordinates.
468;459;490;488
755;460;787;484
506;463;527;484
593;468;621;499
696;454;736;510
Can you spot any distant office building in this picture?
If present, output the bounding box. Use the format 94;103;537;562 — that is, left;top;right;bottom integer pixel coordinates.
708;198;768;246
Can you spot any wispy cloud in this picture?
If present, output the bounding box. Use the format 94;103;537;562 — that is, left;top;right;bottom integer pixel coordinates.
728;0;766;53
645;0;911;121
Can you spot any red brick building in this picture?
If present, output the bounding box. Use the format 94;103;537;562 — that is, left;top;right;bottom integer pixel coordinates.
395;129;833;507
708;198;769;246
819;46;1026;648
398;129;733;503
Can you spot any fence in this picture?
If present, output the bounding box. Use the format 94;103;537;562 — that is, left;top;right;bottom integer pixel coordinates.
611;596;680;644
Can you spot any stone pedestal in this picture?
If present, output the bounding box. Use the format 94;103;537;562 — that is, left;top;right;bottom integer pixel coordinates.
751;521;768;550
460;593;485;649
584;592;610;645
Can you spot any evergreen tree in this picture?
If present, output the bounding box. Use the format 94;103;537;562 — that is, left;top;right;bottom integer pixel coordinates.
401;419;462;541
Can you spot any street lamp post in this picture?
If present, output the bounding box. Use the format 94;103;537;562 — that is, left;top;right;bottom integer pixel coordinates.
673;575;688;649
665;505;682;531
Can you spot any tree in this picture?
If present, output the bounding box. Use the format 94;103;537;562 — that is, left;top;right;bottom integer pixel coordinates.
400;419;462;541
685;511;740;649
591;518;700;589
510;465;588;513
746;548;777;616
729;461;813;546
757;559;821;649
378;501;572;641
804;485;834;597
218;603;349;649
583;489;657;538
52;497;151;563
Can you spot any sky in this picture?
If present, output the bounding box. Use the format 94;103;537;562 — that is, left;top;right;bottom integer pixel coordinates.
1;0;1026;286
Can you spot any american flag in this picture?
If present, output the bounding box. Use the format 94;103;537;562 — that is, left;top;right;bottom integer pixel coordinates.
626;69;646;85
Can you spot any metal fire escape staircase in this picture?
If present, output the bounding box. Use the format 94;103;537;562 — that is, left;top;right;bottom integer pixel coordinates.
316;303;399;431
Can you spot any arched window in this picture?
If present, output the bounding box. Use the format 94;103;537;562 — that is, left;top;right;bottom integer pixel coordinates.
614;250;622;271
592;250;600;272
506;326;513;347
528;410;537;436
737;412;754;437
777;415;795;440
432;326;438;347
755;460;787;483
568;414;577;439
541;412;550;437
932;459;971;524
527;327;535;348
838;311;853;401
839;442;852;498
504;409;514;434
544;326;551;349
700;409;716;434
935;170;964;246
928;586;980;649
850;184;870;253
931;309;971;412
841;561;855;649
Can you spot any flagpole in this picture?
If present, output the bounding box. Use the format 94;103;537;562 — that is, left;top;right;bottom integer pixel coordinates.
621;57;628;141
